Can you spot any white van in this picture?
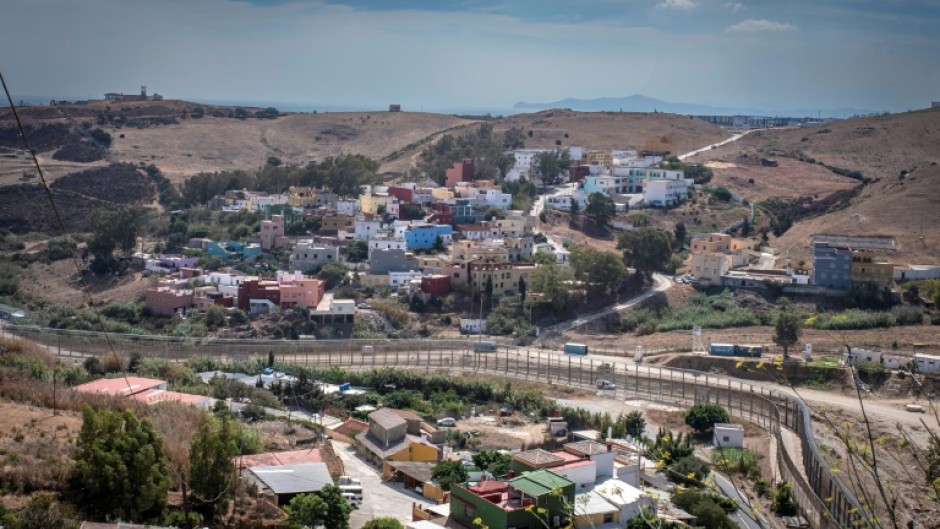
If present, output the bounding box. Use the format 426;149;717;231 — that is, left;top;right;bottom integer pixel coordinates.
341;491;362;508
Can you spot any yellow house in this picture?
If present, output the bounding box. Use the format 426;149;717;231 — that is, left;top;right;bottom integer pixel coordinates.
431;188;455;201
451;240;510;262
851;254;894;288
288;186;318;208
582;150;613;166
382;443;441;478
359;192;393;215
690;233;731;254
469;260;537;297
691;253;730;286
731;237;759;252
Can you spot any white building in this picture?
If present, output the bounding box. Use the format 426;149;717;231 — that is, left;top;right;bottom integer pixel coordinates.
505;149;554;181
389;270;423;288
544;191;587;212
336;199;360;216
354;215;385;241
915;353;940;373
368;236;407;256
643;178;689;207
592;478;655;522
459;318;487;334
713;423;744;448
894;265;940;281
289;242;340;272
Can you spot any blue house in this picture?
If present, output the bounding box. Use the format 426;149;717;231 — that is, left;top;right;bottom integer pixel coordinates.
206;240;263;262
404;224;453;250
812;241;853;290
450;199;484;225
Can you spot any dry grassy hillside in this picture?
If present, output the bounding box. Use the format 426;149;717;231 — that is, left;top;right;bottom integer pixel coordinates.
109;111;474;182
493;109;731;156
711;109;940;264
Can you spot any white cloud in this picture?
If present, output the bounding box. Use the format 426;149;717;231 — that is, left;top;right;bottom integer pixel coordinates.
723;2;745;12
726;19;798;32
657;0;697;10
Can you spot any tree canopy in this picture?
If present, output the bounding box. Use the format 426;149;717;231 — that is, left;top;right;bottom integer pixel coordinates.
531;149;571;186
189;414;240;520
362;517;405;529
285;486;352;529
571;246;628;298
684;403;731;434
617;228;676;276
73;405;169;522
418;123;515;184
431;459;469;491
585;192;616;226
88;207;147;274
531;263;575;313
773;309;803;358
472;450;513;478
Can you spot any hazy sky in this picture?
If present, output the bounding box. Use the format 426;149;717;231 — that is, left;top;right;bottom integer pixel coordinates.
2;0;939;112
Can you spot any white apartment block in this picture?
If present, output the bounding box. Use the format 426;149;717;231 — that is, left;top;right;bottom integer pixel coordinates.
644;178;690;207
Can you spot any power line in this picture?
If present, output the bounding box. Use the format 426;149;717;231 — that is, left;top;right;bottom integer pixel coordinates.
0;70;135;398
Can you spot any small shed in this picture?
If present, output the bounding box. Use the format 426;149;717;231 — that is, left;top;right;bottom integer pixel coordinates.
389;104;402;112
247;462;332;505
713;423;744;448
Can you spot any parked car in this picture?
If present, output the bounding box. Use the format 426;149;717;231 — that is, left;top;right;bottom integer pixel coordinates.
262;367;274;375
596;379;616;390
436;417;458;427
499;405;514;417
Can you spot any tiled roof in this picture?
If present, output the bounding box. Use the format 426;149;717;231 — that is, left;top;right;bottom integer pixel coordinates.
389;408;423;422
512;448;564;467
564;440;609;456
469;479;509;494
235;449;322;468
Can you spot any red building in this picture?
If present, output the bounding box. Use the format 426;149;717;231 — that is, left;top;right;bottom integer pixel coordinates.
445;158;474;188
569;165;590;183
420;274;451;299
237;279;281;312
387;186;414;204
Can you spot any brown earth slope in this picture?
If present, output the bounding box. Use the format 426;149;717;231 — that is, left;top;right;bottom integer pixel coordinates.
493;109;731;156
688;109;940;264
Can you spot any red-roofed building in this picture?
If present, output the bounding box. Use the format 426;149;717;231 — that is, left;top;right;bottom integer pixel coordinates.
236;449;322;469
132;389;210;407
332;418;369;438
73;377;166;397
446;159;474;188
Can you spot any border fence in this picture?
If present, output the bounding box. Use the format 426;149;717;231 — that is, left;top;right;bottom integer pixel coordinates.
3;324;873;529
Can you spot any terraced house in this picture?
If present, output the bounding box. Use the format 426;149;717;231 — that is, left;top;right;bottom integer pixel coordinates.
450;470;576;529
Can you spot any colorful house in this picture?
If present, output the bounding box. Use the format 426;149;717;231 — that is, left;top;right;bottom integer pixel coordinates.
450;470;576;529
404;224;453;250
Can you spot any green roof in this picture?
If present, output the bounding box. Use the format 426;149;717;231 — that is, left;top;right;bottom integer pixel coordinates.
509;470;573;498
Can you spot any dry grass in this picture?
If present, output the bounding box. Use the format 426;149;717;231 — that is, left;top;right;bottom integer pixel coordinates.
108;111;474;182
0;400;81;495
18;258;154;306
493;109;731;156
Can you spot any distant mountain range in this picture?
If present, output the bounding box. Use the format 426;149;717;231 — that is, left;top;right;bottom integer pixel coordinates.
512;94;878;119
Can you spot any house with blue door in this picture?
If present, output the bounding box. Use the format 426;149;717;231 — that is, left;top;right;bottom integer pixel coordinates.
404;224;453;250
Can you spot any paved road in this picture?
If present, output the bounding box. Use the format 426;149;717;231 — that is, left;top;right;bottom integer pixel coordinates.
540;273;673;337
333;442;427;528
713;471;768;529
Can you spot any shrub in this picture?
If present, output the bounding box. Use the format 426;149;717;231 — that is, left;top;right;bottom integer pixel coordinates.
685;403;730;434
773;481;799;516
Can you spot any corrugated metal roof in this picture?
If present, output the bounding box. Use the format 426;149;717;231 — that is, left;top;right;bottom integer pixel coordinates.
248;463;332;495
509;470;573;497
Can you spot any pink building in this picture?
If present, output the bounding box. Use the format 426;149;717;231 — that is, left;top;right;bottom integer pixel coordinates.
445;158;474;188
261;214;285;250
145;287;194;316
277;271;325;310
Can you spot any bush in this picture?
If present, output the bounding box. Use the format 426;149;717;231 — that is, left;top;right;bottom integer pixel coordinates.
713;187;733;201
685;403;730;434
773;481;799;516
667;455;710;485
892;306;924;325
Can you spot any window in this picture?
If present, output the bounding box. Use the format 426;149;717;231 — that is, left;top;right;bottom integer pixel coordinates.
723;435;730;442
603;514;614;524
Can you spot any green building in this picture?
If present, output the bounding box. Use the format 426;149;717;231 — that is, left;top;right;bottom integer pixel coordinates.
450;470;575;529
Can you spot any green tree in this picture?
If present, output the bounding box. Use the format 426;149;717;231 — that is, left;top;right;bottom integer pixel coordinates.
531;263;574;313
286;486;352;529
362;518;404;529
617;228;675;276
713;186;733;201
673;222;687;249
684;403;731;434
17;495;80;529
431;459;469;491
585;192;616;226
88;207;146;274
518;276;527;305
318;262;349;289
571;246;627;298
569;197;581;215
772;481;799;516
502;127;526;150
773;309;802;358
346;239;369;262
74;405;169;522
624;410;646;439
472;450;513;477
205;305;228;330
189;414;240;520
532;149;571;185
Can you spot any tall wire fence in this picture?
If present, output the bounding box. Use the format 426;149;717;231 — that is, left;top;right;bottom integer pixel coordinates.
4;323;873;529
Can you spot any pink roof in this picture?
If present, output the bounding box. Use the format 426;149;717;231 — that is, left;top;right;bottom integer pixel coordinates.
552;459;594;471
549;450;583;463
73;377;165;396
132;390;208;406
235;449;322;468
469;480;509;494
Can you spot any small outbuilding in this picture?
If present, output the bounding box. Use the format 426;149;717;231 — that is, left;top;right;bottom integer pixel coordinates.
246;462;333;505
713;423;744;449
